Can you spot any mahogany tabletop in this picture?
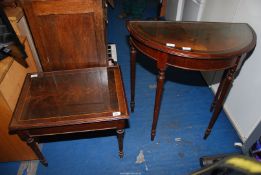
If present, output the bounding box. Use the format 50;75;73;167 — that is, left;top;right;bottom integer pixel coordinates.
127;21;256;59
9;66;129;132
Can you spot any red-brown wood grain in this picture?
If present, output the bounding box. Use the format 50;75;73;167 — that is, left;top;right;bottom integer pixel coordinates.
9;66;129;166
127;21;256;140
8;0;129;166
21;0;108;71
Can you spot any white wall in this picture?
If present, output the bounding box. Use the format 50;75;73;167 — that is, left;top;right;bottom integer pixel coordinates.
165;0;185;21
182;0;205;21
199;0;261;141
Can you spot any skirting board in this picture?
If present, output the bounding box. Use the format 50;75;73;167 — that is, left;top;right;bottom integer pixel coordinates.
241;121;261;154
209;86;261;154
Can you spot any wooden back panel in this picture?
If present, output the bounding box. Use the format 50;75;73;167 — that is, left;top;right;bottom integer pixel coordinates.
21;0;107;71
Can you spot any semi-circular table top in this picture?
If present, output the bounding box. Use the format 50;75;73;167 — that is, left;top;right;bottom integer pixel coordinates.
127;21;256;59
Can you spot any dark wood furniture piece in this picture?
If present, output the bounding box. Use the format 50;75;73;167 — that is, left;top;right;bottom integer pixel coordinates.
8;0;129;166
9;66;128;166
20;0;108;71
127;21;256;141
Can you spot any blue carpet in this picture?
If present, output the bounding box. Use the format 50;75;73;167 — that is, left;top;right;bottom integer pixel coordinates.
0;162;20;175
0;1;241;175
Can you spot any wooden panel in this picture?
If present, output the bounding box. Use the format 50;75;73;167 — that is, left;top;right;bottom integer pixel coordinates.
0;60;27;111
21;0;107;71
0;39;36;111
0;57;13;83
0;93;37;162
5;6;41;72
38;13;99;70
32;0;96;15
0;37;26;83
0;39;40;162
0;10;42;161
4;7;24;35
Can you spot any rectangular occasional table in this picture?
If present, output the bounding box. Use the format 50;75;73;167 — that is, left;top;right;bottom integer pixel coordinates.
9;66;129;166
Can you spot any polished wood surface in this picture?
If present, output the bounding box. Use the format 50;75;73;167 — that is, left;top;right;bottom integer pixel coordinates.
10;67;128;129
9;0;129;166
128;21;256;59
127;21;256;140
9;66;129;165
21;0;108;71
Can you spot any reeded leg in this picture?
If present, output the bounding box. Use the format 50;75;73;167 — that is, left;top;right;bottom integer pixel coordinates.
130;45;137;112
117;129;124;158
151;69;166;141
204;67;236;139
210;70;228;112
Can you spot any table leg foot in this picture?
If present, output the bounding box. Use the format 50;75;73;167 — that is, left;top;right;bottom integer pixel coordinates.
203;129;211;140
151;130;156;141
40;159;48;167
205;62;238;139
117;129;124;158
151;68;165;141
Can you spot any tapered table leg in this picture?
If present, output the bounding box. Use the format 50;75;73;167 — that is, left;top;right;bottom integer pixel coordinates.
130;45;137;112
210;70;228;112
27;138;48;166
204;66;237;139
117;129;124;158
18;132;48;166
151;69;166;141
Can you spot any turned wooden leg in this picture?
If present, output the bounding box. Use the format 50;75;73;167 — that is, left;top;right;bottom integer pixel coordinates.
18;131;48;166
130;45;137;112
26;138;48;166
117;129;124;158
151;69;166;141
204;67;237;139
210;70;228;112
18;132;47;166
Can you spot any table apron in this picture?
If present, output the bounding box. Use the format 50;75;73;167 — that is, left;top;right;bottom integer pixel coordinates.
130;38;239;71
18;120;126;137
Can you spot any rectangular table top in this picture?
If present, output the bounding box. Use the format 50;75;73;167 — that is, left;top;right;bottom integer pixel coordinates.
9;66;128;131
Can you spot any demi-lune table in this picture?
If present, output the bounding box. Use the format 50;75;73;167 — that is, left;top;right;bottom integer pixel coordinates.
127;21;256;140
